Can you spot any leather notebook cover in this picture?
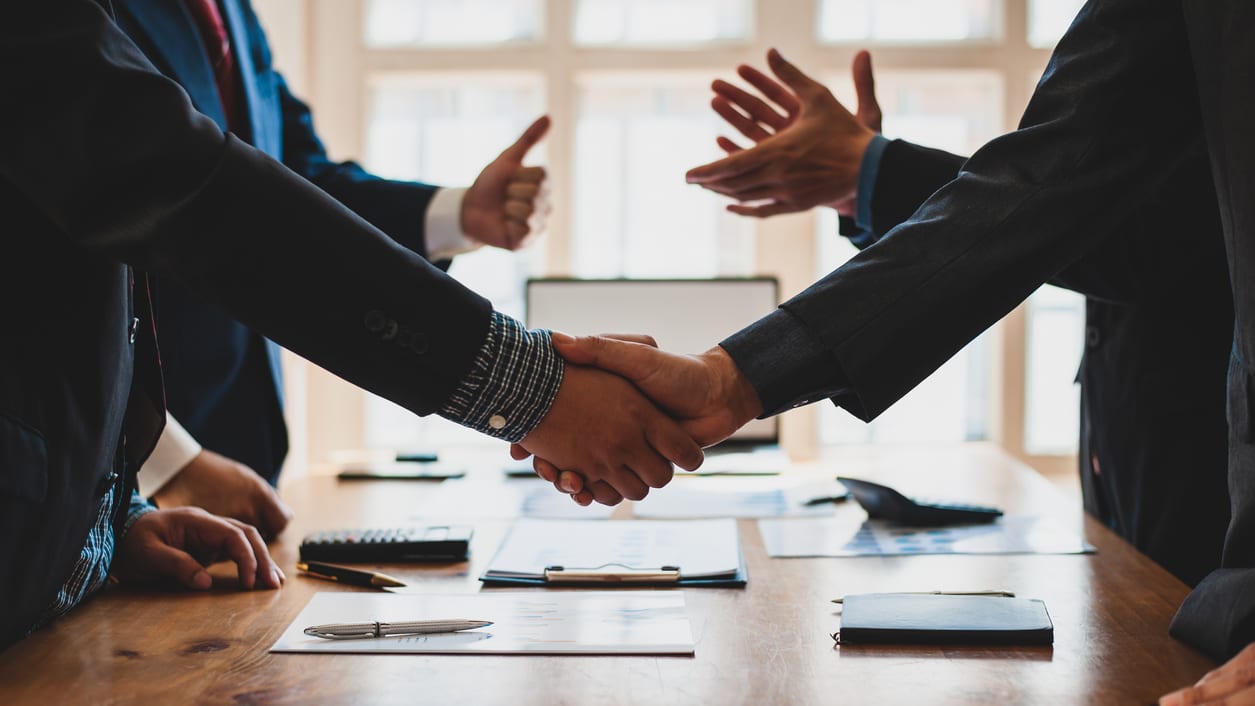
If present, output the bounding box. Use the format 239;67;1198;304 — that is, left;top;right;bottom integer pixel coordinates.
838;594;1053;645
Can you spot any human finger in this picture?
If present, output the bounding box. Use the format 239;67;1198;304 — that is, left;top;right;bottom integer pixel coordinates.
506;181;541;200
504;199;533;221
727;201;798;218
711;95;773;142
571;489;595;506
716;136;744;154
1161;667;1255;705
851;49;883;132
588;480;625;506
686;148;772;184
499;115;551;162
226;518;283;589
512;165;546;183
600;333;659;347
646;416;704;474
556;469;586;494
738;63;801;117
505;220;530;245
1199;644;1255;684
712;80;790;131
766;48;832;105
510;443;532;461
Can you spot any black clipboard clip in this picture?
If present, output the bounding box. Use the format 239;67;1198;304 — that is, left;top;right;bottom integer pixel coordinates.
542;563;681;584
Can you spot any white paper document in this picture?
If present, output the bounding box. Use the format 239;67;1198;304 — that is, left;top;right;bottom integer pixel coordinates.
270;591;694;655
482;518;743;583
633;477;843;519
758;515;1095;557
413;476;614;520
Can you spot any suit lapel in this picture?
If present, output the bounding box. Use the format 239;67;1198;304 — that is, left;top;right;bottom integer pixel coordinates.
114;0;228;131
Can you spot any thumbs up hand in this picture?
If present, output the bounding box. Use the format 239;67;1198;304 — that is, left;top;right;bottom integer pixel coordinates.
462;115;553;250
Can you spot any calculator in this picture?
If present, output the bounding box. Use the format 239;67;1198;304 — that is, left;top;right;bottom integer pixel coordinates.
298;525;473;563
836;477;1003;526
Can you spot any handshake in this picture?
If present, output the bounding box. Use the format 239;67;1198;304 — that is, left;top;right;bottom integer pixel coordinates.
510;333;765;507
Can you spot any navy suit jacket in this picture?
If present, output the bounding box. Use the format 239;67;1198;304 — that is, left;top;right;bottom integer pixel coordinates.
0;1;490;649
113;0;446;481
842;139;1232;587
721;0;1255;659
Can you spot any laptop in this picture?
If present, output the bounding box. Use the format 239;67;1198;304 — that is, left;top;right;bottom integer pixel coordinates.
525;278;785;473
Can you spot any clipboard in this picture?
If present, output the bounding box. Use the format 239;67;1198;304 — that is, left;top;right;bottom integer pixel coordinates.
479;518;748;588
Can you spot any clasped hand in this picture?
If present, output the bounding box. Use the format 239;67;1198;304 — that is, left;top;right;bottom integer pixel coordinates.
512;333;763;506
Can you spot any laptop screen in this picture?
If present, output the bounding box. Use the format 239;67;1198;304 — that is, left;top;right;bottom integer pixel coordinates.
525;278;779;444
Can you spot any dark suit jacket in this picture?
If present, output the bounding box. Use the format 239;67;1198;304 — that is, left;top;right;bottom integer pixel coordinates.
720;0;1253;659
0;1;491;649
843;139;1232;587
113;0;447;481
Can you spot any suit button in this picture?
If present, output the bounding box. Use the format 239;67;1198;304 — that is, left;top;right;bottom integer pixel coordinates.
364;310;387;333
1085;325;1101;348
409;334;429;354
380;320;399;342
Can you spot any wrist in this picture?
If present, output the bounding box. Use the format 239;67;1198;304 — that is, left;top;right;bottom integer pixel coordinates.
824;128;876;212
703;345;763;425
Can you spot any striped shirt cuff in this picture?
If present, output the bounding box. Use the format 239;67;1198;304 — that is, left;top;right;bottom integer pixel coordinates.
122;491;157;538
439;311;564;442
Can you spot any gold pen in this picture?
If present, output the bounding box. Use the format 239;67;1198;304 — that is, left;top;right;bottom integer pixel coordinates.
297;561;407;588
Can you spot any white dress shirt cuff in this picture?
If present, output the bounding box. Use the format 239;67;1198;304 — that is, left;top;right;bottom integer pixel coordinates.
137;413;203;497
425;187;482;260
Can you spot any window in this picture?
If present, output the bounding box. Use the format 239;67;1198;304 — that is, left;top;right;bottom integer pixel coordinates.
271;0;1087;469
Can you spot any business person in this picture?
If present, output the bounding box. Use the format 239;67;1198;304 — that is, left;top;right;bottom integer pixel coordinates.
526;0;1255;672
112;0;551;531
0;0;700;650
688;49;1233;587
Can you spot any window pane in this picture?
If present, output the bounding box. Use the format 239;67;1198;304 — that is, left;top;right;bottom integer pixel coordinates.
364;0;542;47
574;0;749;45
814;70;1002;445
362;74;545;448
1028;0;1086;48
573;74;754;277
817;216;992;445
1025;286;1084;454
826;69;1003;156
819;0;996;43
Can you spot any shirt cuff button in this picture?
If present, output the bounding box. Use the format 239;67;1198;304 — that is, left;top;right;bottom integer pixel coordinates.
488;415;507;430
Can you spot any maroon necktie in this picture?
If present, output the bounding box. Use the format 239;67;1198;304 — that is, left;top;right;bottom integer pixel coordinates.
183;0;241;131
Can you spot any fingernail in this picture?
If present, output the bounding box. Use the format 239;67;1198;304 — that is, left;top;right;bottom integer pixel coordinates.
191;570;212;591
550;331;574;345
271;568;284;587
558;478;577;493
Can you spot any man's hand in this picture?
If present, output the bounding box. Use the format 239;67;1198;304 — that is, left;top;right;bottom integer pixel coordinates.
515;334;763;505
461;115;552;250
152;449;293;539
513;361;705;506
1160;643;1255;705
689;48;880;218
111;507;285;591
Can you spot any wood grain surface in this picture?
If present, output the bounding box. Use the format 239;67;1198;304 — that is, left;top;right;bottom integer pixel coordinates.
0;444;1215;705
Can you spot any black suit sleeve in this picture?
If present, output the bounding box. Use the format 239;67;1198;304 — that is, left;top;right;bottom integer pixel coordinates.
0;1;488;416
722;0;1201;419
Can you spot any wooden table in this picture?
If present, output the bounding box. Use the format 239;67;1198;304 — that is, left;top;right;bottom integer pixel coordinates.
0;444;1216;705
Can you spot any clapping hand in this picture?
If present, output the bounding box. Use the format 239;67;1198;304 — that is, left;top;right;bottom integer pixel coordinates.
690;49;881;218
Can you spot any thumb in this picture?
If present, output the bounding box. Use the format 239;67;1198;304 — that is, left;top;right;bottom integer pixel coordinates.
551;333;662;383
142;542;214;590
766;48;826;103
851;50;883;132
499;114;551;162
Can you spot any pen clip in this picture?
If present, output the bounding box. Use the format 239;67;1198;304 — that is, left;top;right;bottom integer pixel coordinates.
543;563;681;584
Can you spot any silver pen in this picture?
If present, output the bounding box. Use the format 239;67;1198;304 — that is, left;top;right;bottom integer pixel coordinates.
831;590;1015;604
304;619;493;640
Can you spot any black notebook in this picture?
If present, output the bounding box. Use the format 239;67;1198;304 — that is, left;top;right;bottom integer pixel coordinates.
837;594;1053;646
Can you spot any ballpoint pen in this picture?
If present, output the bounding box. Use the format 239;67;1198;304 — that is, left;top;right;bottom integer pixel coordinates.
297;561;407;588
304;619;493;640
831;590;1016;604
